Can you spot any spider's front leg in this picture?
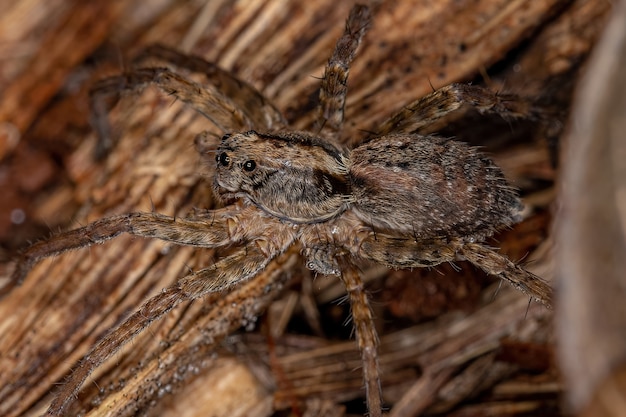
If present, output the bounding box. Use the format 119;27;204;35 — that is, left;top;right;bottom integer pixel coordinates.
90;68;251;157
132;45;286;130
2;206;270;298
90;45;286;157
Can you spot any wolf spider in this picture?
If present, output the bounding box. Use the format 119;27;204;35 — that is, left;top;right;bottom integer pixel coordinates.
5;4;552;416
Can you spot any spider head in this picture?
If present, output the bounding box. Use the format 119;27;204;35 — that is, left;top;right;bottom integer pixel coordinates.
213;131;260;198
214;130;352;223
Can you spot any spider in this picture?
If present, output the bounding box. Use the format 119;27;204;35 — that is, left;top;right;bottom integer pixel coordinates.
3;4;552;416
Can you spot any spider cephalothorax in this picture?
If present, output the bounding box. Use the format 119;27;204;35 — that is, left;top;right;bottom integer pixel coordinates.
4;4;551;416
213;130;351;223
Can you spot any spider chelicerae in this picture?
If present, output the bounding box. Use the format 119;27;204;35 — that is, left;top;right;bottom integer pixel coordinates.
3;4;552;416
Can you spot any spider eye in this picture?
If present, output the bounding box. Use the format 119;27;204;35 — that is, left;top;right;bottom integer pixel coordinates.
217;152;230;166
243;160;256;172
221;133;231;141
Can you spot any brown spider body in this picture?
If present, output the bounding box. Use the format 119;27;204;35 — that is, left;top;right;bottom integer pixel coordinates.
208;125;525;282
2;4;553;416
214;129;523;259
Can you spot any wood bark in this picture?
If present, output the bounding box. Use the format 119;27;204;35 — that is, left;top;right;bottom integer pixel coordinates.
0;1;611;416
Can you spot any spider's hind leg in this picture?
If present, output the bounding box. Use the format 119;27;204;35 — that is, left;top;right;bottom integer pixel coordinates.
358;232;552;308
375;83;546;137
458;242;552;308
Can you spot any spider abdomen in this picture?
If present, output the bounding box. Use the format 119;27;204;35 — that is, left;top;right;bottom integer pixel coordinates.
349;134;523;241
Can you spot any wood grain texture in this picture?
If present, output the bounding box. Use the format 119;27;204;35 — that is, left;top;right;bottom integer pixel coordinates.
0;0;610;416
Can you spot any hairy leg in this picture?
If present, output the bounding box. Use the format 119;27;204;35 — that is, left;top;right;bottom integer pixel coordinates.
358;233;458;269
46;238;295;416
316;4;371;138
46;283;183;415
338;259;382;417
357;233;552;308
98;246;301;415
458;242;552;307
375;83;545;136
90;68;251;156
4;206;278;297
133;45;286;131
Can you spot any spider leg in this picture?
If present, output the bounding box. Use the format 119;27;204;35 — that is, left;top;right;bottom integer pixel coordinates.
375;83;544;136
458;242;552;308
90;67;252;157
359;234;458;269
46;238;295;416
46;282;183;415
133;45;286;131
316;4;371;138
357;233;552;308
338;258;382;417
176;236;296;296
4;206;274;298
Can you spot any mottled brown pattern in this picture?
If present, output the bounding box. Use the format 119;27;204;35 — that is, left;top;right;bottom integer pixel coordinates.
350;134;522;240
2;4;556;417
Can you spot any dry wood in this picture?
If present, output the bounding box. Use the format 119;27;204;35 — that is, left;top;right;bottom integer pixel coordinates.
0;0;611;416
